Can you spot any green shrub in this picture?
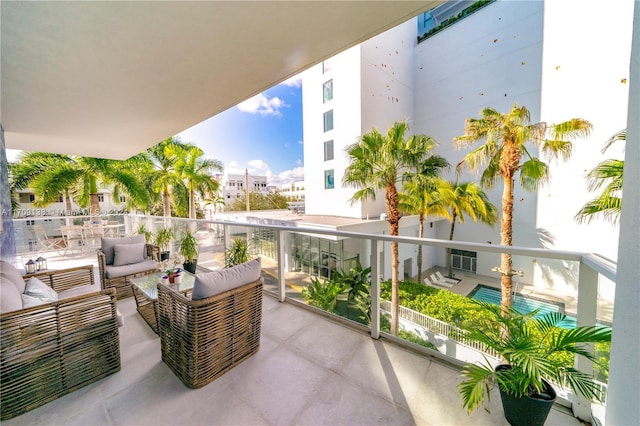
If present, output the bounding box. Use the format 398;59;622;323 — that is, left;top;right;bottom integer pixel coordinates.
301;277;346;313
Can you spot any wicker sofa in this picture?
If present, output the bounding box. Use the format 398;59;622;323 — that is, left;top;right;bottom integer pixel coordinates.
157;259;264;388
0;262;121;420
97;235;160;299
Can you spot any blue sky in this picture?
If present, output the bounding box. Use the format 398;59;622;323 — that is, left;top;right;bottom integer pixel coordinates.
176;75;304;187
5;76;304;187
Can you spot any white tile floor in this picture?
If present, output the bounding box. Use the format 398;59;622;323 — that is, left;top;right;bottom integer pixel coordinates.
3;290;581;425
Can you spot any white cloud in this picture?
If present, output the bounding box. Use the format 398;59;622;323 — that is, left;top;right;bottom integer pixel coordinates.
281;75;302;87
270;167;305;186
237;93;288;116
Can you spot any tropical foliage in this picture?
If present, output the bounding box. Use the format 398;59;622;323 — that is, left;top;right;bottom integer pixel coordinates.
224;237;251;267
227;191;289;211
344;120;447;335
458;301;611;413
454;103;591;319
575;129;625;225
10;152;151;215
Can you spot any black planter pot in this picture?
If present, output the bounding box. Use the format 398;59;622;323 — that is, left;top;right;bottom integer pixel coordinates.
183;261;197;274
160;251;170;261
496;365;557;426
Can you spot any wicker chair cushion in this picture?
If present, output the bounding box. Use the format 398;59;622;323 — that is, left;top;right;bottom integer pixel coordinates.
0;260;26;293
24;277;58;303
0;278;22;313
113;242;145;266
192;257;261;300
101;235;145;265
105;259;158;279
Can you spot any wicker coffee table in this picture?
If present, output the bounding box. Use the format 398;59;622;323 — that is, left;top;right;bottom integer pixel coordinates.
130;271;196;334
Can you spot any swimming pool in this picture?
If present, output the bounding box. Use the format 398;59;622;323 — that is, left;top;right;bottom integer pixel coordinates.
469;284;577;328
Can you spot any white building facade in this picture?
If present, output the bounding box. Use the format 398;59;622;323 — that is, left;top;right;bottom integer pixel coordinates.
301;0;632;291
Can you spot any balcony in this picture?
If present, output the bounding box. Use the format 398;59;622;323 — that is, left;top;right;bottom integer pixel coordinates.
3;212;615;424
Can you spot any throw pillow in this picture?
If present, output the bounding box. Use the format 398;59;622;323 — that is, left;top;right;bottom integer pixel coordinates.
101;234;145;265
192;258;261;300
0;278;23;314
113;243;145;266
24;277;58;303
21;293;48;309
0;260;27;293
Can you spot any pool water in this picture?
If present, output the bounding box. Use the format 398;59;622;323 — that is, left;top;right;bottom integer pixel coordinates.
470;284;577;328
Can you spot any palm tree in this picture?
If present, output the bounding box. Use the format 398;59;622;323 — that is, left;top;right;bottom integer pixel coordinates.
172;145;224;219
575;129;625;225
147;137;189;217
454;103;591;320
439;180;498;278
203;194;226;217
11;153;150;215
399;177;451;283
9;153;75;213
344;121;443;335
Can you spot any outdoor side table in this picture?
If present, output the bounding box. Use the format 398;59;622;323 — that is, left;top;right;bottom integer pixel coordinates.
129;271;196;334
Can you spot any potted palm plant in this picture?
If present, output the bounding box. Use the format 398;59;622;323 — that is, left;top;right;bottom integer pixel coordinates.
458;301;611;426
179;229;199;274
224;237;251;267
154;226;175;261
136;224;153;243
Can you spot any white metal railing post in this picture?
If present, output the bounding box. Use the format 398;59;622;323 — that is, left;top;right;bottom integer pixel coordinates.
276;229;286;302
573;261;599;420
370;238;382;339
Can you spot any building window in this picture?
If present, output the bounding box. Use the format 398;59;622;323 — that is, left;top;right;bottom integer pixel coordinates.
324;140;334;161
324;169;334;189
56;196;63;203
119;196;126;203
323;59;332;74
323;110;333;132
323;79;333;103
97;194;105;202
451;249;477;273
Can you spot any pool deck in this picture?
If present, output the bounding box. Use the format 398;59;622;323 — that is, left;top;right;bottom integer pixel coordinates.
424;267;613;325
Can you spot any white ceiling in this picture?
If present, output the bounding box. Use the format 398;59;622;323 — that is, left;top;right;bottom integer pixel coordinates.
1;1;441;160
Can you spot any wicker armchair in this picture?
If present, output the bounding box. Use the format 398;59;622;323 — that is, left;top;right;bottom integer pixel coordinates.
157;277;263;388
1;265;120;420
97;236;160;299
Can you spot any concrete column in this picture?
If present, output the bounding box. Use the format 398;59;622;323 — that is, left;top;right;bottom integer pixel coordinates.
276;230;286;302
0;124;17;261
370;239;382;339
572;263;598;421
605;1;640;424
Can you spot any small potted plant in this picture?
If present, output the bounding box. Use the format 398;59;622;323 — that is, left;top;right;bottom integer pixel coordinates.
179;228;199;274
136;224;153;243
458;301;611;426
154;226;175;261
224;237;251;267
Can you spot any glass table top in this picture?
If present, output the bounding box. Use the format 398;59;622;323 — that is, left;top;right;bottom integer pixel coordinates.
130;271;196;300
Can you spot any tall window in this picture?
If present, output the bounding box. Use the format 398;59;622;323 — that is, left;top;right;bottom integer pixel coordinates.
97;194;105;202
322;59;333;74
324;140;334;161
323;110;333;132
323;79;333;103
324;169;334;189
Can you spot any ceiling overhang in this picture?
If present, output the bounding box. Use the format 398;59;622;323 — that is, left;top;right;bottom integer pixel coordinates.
1;1;441;159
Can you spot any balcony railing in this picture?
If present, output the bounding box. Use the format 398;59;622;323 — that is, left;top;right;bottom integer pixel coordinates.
9;212;615;417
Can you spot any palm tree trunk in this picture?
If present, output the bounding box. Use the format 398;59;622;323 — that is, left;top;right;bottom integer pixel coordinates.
387;183;400;336
500;175;515;319
162;187;171;217
189;189;196;219
447;210;458;279
64;191;72;215
89;193;100;216
417;216;424;283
